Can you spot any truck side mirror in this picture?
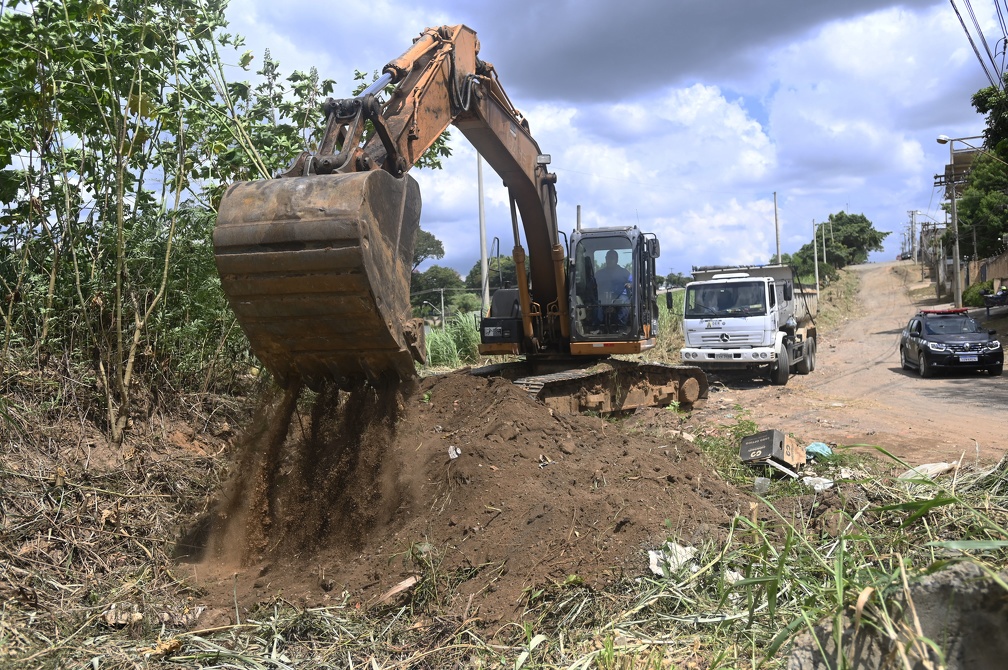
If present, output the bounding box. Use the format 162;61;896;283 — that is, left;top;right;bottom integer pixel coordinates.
783;282;793;301
648;238;661;258
665;291;673;310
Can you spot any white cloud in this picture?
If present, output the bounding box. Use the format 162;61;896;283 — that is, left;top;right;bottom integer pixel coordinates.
223;0;997;275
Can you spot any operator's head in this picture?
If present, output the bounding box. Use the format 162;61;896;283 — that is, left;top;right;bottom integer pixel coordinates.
606;249;619;266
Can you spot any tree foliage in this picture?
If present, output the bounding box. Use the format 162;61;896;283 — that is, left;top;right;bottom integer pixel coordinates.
664;271;690;288
410;265;465;316
972;75;1008;149
955;147;1008;259
773;212;889;280
412;228;445;271
464;255;517;292
0;0;450;443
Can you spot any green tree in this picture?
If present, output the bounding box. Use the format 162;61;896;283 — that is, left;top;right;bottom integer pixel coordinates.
773;212;887;280
464;255;517;292
412;228;445;271
955;147;1008;259
0;0;264;443
972;74;1008;148
664;271;690;288
411;265;464;311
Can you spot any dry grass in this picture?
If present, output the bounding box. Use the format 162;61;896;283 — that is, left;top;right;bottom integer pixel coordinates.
2;267;1006;668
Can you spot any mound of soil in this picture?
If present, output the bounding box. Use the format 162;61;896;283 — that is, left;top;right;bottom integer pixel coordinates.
181;371;748;625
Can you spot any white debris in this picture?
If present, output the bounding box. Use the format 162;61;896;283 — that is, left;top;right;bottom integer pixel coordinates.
802;476;834;492
648;541;698;576
898;462;957;480
448;446;461;459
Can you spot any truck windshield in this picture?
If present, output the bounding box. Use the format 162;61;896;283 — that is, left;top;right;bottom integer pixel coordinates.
684;281;767;318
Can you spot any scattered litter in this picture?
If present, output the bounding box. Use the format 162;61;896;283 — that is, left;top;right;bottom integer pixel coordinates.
448;445;461;459
839;467;862;480
898;461;957;480
753;476;771;495
725;569;745;585
805;442;832;459
103;603;142;627
648;541;698;576
801;476;834;492
538;454;554;469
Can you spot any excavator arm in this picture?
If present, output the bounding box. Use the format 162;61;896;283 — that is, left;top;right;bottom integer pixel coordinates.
214;25;568;388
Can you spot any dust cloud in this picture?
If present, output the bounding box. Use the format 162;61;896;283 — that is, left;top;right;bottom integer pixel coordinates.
206;380;414;566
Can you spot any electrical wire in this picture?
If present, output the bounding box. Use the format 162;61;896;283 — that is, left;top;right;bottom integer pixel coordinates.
965;0;1001;81
950;0;1000;88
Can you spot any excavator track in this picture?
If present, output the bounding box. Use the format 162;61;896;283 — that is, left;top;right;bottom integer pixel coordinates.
472;360;708;415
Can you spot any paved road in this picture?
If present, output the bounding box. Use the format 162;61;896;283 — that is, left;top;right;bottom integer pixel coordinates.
699;261;1006;463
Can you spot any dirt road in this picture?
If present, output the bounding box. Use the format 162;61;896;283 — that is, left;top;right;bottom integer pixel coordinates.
697;261;1007;464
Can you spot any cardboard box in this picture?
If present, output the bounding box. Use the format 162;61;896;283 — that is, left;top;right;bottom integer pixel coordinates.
739;429;806;474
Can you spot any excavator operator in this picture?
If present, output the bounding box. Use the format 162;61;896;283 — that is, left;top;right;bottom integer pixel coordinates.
595;249;632;327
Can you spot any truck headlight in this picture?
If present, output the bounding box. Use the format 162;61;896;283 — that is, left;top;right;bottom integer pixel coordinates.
927;341;947;352
986;340;1001;351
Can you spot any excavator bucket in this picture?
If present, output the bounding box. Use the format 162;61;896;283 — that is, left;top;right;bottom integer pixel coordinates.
213;170;425;389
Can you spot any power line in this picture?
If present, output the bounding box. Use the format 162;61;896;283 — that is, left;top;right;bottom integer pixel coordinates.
951;0;999;88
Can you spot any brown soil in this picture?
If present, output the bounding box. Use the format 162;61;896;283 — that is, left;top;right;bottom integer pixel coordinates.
181;373;745;627
174;260;1008;629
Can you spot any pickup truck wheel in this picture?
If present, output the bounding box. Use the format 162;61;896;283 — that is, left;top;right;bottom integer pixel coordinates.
771;347;789;385
990;362;1004;376
919;352;934;378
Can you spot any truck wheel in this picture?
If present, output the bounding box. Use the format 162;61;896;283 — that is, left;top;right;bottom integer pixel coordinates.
796;339;813;375
919;352;934;378
771;347;789;385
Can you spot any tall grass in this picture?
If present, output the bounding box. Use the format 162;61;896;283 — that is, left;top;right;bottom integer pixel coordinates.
425;313;481;368
641;289;684;365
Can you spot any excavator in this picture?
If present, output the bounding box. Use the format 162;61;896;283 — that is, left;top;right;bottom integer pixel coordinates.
213;24;707;414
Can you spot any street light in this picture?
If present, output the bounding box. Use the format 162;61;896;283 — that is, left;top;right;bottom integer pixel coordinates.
421;300;444;329
936;134;982;308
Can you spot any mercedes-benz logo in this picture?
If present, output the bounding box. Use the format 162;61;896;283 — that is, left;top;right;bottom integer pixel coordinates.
720;332;730;343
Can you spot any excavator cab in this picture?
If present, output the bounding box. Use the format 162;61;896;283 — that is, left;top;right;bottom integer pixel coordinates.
567;227;661;354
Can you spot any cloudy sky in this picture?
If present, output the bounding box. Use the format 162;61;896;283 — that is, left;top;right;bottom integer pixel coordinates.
224;0;994;278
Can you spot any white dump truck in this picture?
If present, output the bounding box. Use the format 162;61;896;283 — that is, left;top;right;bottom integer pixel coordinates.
679;264;818;385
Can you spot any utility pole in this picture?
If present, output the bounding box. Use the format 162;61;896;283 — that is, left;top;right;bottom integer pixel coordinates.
812;220;819;295
773;191;781;264
478;156;490;312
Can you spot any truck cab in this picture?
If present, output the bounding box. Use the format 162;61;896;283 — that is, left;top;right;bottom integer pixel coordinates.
680;265;817;385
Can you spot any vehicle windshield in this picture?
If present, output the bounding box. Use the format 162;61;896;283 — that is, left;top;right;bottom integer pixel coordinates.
924;316;983;335
684;281;767;318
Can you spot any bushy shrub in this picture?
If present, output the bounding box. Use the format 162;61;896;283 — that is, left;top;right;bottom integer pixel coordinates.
963;280;995;307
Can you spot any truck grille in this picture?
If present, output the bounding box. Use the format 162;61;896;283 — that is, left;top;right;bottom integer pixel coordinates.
699;333;761;345
948;342;982;353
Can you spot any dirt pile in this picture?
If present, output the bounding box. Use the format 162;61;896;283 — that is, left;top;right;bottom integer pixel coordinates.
184;371;748;625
